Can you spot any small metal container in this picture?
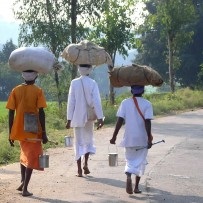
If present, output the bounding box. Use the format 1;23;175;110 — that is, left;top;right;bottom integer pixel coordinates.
108;145;118;167
39;154;49;168
65;136;73;147
108;153;118;166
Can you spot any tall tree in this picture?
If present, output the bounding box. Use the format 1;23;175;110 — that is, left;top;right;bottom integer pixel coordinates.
13;0;104;107
0;39;17;63
0;40;21;100
140;0;197;92
88;0;138;104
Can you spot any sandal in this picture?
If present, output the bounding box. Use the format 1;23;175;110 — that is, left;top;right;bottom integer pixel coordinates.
83;166;90;175
126;177;133;194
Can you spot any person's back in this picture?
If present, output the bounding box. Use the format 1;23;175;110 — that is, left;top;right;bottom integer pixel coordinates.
110;85;153;194
66;64;104;177
6;70;48;196
118;97;153;147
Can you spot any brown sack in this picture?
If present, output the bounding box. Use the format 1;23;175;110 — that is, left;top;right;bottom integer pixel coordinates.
109;64;163;87
62;40;113;66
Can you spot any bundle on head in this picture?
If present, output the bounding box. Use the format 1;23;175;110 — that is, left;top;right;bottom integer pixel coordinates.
109;64;163;87
62;40;113;66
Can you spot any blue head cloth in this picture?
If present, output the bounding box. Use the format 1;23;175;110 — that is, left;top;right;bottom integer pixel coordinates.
131;85;144;95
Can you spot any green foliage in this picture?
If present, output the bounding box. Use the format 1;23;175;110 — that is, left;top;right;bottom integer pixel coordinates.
0;39;17;63
137;0;198;91
0;88;203;165
0;132;20;165
145;88;203;115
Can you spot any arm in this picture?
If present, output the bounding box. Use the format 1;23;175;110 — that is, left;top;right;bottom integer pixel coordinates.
145;119;153;148
8;109;15;147
66;120;71;129
110;117;124;144
39;108;48;144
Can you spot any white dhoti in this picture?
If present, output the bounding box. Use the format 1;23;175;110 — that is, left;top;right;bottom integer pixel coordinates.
74;121;96;161
124;147;148;176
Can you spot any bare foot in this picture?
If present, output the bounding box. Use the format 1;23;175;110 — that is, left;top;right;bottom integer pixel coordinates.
17;182;24;191
75;169;83;177
83;165;90;175
134;188;142;194
22;191;33;197
126;177;133;194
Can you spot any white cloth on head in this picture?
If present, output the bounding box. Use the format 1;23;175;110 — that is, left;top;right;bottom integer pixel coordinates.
117;97;153;147
67;75;104;127
74;121;96;160
78;66;93;76
124;147;148;176
22;71;38;81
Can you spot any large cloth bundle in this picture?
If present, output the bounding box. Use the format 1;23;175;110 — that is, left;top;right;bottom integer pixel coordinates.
62;40;113;66
9;47;56;74
109;64;163;87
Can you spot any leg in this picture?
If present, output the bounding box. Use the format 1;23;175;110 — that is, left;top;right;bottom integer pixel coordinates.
76;157;83;177
134;176;142;193
17;164;26;191
83;153;90;174
125;172;133;194
22;168;33;196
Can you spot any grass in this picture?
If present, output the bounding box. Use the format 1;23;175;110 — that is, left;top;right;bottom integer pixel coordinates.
0;87;203;165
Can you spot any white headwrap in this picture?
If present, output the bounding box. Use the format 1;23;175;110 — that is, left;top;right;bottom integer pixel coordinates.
22;71;38;81
78;66;93;76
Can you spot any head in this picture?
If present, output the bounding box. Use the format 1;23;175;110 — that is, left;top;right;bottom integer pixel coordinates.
131;85;145;96
22;70;38;84
78;64;93;76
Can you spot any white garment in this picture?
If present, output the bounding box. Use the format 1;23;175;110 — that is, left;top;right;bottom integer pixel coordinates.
78;66;93;76
22;71;38;81
67;75;104;127
124;147;148;176
117;97;153;147
74;121;96;160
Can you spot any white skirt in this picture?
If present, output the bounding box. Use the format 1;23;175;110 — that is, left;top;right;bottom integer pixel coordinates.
74;121;96;161
124;147;148;176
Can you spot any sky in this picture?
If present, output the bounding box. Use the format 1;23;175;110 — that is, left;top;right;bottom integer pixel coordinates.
0;0;19;45
0;0;145;46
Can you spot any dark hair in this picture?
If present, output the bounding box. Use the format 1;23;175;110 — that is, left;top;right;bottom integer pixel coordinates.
79;64;92;68
23;70;36;72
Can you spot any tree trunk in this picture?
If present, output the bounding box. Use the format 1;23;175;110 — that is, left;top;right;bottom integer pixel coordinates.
168;34;175;92
109;52;116;105
46;0;62;108
71;0;77;79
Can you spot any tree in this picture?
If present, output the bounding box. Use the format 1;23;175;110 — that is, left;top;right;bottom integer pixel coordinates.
140;0;197;92
13;0;104;108
88;0;138;104
0;39;17;63
0;40;21;100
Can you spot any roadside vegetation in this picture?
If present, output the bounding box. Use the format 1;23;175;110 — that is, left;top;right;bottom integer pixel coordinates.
0;87;202;166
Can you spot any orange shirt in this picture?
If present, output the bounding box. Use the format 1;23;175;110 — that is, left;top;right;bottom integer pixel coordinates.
6;83;47;141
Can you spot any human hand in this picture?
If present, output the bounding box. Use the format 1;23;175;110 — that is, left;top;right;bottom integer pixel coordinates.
97;119;104;130
42;132;48;144
110;137;116;144
66;120;71;129
8;139;14;147
147;134;153;149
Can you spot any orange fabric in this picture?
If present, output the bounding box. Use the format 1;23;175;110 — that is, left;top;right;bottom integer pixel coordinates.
20;141;44;171
6;84;47;141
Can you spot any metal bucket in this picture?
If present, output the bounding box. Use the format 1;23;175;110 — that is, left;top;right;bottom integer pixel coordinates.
39;154;49;168
108;153;118;166
65;136;73;147
108;145;118;167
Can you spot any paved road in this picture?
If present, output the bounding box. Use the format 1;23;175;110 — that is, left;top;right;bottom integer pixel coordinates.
0;109;203;203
